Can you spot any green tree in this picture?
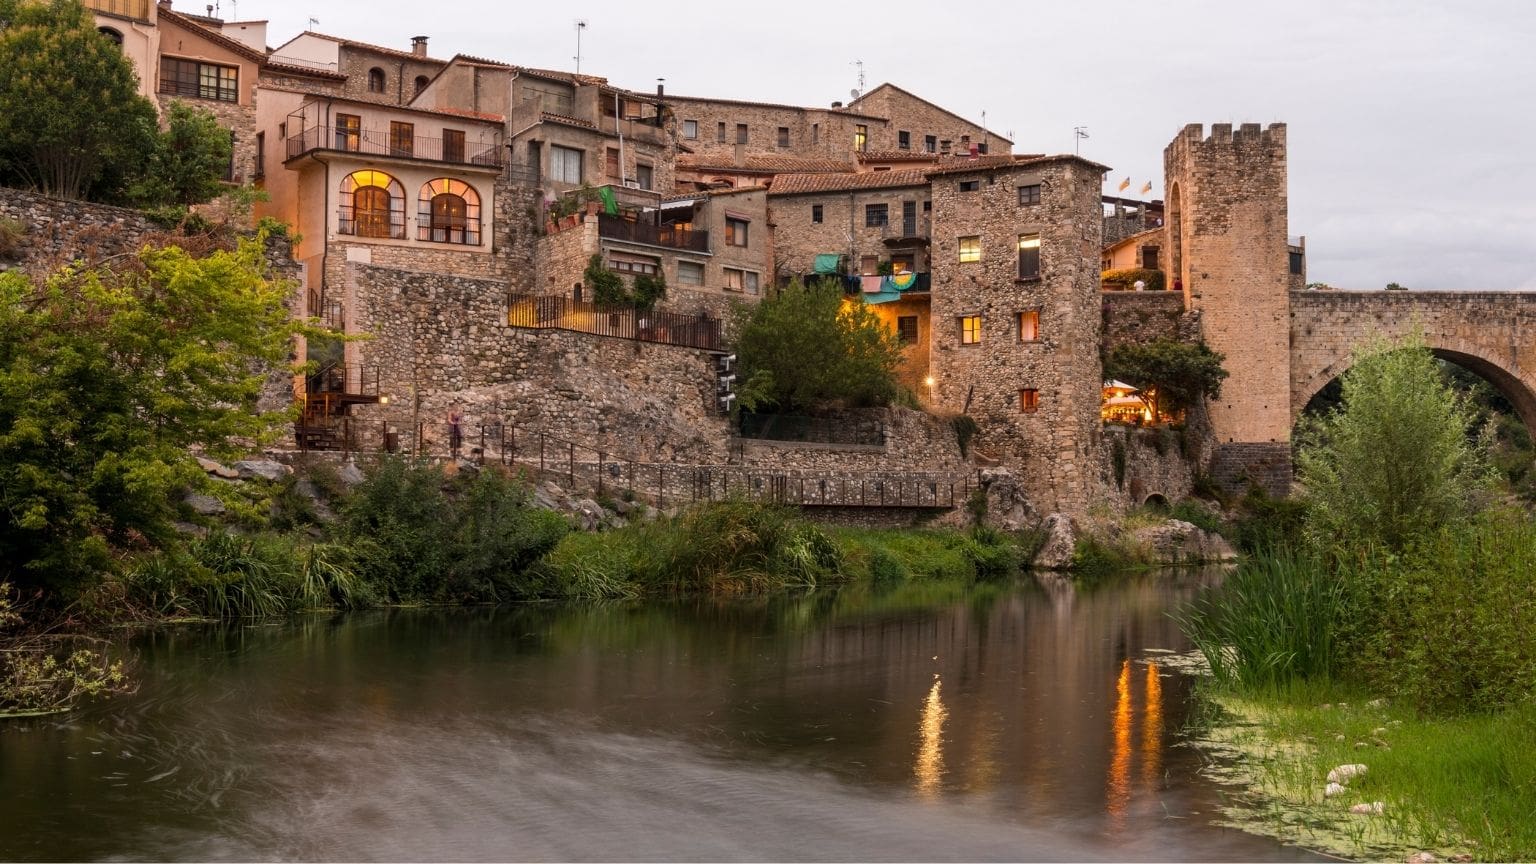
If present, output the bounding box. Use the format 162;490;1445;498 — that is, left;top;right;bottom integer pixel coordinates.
130;100;234;207
732;278;904;412
1104;338;1228;421
0;0;158;200
0;234;301;597
1297;333;1495;553
583;254;627;307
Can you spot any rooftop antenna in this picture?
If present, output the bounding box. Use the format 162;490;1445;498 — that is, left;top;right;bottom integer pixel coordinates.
1073;125;1089;155
307;16;319;30
574;19;588;75
851;59;865;99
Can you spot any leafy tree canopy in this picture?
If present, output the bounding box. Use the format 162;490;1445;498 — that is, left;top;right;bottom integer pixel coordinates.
0;234;301;596
732;278;905;413
130;100;234;207
1104;338;1228;420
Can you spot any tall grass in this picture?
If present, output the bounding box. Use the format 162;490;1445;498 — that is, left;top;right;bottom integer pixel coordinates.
1180;547;1347;688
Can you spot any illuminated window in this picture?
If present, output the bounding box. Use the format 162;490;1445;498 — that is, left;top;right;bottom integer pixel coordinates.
339;170;404;239
678;261;704;285
550;145;583;184
1018;184;1041;206
417;178;481;245
367;67;386;93
683;119;698;139
1019;388;1040;413
442;129;465;163
1018;233;1041;280
897;316;918;342
865;203;888;227
334;114;361;151
389;122;414;157
958;236;981;263
898;130;910;150
777;126;790;147
854;124;868;151
726;217;749;247
1018;309;1040;341
159;57;237;102
959;315;982;345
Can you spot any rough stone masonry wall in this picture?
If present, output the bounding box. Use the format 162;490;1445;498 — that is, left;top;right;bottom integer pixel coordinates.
769;184;931;278
927;159;1105;516
0;187;171;268
1100;290;1200;356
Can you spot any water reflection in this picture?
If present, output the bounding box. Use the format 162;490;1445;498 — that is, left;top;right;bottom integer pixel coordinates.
0;571;1319;862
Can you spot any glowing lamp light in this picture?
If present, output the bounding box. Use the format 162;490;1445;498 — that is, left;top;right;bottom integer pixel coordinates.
923;376;936;388
378;395;390;405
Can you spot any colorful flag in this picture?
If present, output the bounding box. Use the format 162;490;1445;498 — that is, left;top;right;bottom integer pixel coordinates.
1140;181;1153;195
1117;177;1130;192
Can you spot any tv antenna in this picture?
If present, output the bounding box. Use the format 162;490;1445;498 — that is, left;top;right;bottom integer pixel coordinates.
307;16;319;30
1073;126;1089;154
851;59;865;99
574;19;588;75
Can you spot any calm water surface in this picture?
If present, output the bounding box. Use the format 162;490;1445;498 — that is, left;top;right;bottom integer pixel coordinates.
0;574;1322;861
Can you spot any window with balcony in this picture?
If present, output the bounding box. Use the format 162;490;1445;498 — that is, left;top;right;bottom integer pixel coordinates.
339;170;404;239
159;57;238;102
960;315;982;345
898;130;910;150
1019;388;1040;413
551;145;583;184
726;217;749;247
442;129;465;163
897;316;918;343
811;204;823;224
1018;233;1041;280
418;178;481;245
1018;309;1040;341
367;67;386;93
958;236;981;263
854;124;868;151
865;203;888;228
334;114;361;151
1018;184;1042;206
777;126;790;147
683;119;698;139
389;122;414;157
736;123;749;144
678;261;704;285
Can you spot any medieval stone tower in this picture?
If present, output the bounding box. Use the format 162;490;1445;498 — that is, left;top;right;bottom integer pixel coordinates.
1164;122;1293;491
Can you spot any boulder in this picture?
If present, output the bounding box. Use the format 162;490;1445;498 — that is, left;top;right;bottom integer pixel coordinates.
233;459;290;482
196;456;239;479
1032;513;1077;570
1327;763;1368;784
183;493;225;516
1131;519;1237;565
337;461;366;487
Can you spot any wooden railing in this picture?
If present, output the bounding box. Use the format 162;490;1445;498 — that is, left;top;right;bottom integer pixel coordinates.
506;293;723;351
597;213;709;253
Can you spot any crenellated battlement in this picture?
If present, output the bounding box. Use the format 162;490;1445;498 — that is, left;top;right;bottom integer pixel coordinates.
1166;121;1286;162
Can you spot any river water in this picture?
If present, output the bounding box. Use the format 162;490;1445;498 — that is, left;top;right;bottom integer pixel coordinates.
0;574;1321;862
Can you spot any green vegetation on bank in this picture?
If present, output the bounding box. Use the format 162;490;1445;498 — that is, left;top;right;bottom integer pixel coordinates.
1180;334;1536;860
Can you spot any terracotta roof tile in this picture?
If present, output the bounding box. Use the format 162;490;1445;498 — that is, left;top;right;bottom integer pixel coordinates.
678;153;852;174
848;83;1013;145
540;111;598;130
857;150;942;163
924;153;1110;176
665;93;885;120
768;169;930;196
663;186;769;203
295;31;448;64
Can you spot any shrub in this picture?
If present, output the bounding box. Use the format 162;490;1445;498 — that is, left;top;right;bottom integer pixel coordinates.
1105;339;1228;421
0;217;25;260
952;414;980;457
1101;268;1166;291
584;254;628;308
1169;499;1223;534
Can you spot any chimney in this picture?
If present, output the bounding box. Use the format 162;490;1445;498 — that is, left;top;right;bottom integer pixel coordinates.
411;36;428;58
656;79;665;98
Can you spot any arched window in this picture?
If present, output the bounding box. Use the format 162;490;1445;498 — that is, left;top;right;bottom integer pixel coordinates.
367;67;386;93
98;27;123;46
417;178;481;245
414;75;430;96
339;170;404;239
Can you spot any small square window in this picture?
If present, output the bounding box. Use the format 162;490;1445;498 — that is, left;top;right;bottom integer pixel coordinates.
898;130;910;150
922;200;932;212
1018;310;1040;341
865;203;888;227
1019;388;1040;413
678;261;704;285
811;204;823;223
1018;184;1042;206
977;143;988;154
958;236;981;263
959;180;980;192
960;315;982;345
725;267;744;291
726;217;749;247
897;316;918;343
683;119;698;139
777;126;790;147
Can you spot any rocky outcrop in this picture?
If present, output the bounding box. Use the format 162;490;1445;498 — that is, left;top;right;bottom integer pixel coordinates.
1130;518;1236;565
1032;513;1078;570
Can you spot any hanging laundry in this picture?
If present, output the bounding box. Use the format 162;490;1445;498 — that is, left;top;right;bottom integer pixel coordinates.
861;275;884;293
813;253;842;275
887;272;917;291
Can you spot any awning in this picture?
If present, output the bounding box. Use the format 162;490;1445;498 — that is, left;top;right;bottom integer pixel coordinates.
813;253;842;275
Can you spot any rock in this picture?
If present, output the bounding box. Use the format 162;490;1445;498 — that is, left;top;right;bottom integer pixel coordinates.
1372;727;1388;736
1327;764;1368;784
1131;519;1238;565
173;520;208;537
1367;698;1386;707
196;456;239;479
337;461;366;487
572;498;605;531
1324;782;1347;798
1033;513;1077;570
1407;853;1438;864
183;493;225;516
233;459;290;482
1334;734;1346;742
1350;802;1385;815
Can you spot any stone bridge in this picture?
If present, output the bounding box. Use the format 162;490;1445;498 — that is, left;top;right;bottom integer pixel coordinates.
1290;290;1536;431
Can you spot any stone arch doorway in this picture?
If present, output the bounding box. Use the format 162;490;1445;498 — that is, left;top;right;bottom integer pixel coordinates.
1144;493;1171;510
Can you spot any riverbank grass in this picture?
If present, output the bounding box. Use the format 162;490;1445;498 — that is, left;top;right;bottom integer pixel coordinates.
1197;681;1536;862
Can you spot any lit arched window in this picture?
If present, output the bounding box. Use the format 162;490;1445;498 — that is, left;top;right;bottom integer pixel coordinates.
339;170;404;239
414;75;430;96
98;27;123;46
367;67;386;93
417;178;481;245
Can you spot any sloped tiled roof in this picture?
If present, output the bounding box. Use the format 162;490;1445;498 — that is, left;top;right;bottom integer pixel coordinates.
857;150;943;163
925;153;1110;176
849;83;1013;145
291;30;448;64
540;111;598;130
665;93;886;120
768;169;930;196
678;153;852;174
663;186;769;203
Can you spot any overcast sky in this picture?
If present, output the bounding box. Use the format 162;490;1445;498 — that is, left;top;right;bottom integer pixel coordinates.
236;0;1536;290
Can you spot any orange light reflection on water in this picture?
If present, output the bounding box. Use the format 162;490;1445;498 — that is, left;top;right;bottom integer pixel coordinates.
914;675;947;799
1106;659;1132;823
1141;661;1163;787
